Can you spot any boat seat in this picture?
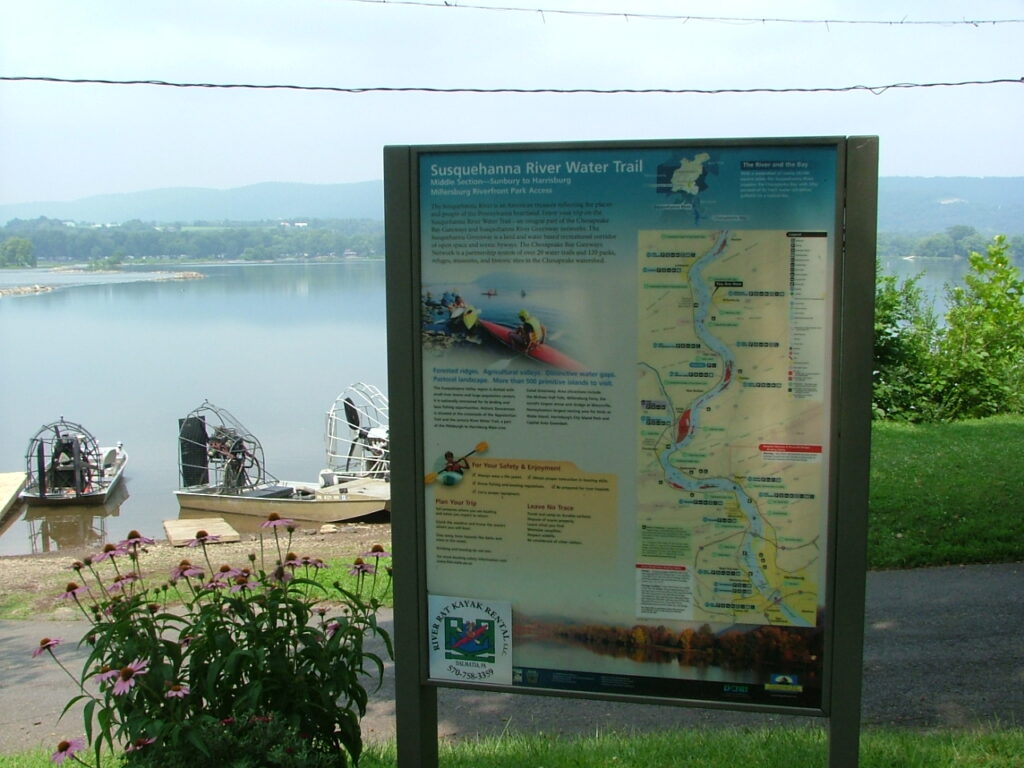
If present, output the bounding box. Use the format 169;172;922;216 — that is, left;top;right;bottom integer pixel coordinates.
251;485;295;499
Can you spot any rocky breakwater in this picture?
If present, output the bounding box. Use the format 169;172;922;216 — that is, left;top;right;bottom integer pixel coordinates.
0;284;54;298
0;270;204;298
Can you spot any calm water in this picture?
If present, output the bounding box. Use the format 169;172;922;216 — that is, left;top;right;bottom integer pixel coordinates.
879;255;973;320
0;256;992;556
0;262;388;555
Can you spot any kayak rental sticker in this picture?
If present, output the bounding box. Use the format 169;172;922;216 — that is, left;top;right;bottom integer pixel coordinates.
429;595;513;684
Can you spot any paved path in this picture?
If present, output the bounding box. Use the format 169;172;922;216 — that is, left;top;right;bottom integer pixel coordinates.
2;563;1021;754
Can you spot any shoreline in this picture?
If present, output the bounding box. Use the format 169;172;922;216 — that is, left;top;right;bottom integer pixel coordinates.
0;269;204;298
0;520;393;621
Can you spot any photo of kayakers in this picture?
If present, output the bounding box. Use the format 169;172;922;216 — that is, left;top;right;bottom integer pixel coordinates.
421;278;588;372
424;442;488;487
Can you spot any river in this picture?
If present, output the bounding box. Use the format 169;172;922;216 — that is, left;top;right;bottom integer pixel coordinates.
0;262;388;555
0;255;997;556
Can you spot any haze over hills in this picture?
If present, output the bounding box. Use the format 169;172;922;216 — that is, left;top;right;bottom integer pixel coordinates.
0;181;386;224
1;177;1022;234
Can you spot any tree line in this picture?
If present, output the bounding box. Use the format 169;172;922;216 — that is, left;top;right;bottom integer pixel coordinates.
878;225;1022;262
874;235;1024;422
3;217;1017;268
0;216;385;266
4;219;1021;423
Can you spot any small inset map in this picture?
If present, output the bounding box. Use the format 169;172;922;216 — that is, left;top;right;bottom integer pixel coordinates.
656;152;716;224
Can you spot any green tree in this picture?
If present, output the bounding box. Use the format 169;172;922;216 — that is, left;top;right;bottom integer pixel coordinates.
0;236;36;267
932;235;1024;419
872;268;938;421
915;232;956;259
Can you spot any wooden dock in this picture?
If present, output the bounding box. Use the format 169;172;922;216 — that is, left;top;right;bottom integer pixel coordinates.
0;472;27;520
163;517;241;547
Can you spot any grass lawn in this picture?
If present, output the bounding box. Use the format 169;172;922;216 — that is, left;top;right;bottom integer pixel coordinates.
2;727;1022;767
868;414;1024;568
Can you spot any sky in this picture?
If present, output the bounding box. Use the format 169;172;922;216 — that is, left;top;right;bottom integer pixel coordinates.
0;0;1022;205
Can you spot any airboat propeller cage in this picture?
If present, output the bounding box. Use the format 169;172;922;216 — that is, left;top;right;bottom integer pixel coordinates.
178;401;271;493
24;418;102;499
323;383;390;484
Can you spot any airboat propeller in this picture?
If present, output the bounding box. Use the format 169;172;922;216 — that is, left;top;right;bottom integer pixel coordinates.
21;418;127;505
324;383;390;483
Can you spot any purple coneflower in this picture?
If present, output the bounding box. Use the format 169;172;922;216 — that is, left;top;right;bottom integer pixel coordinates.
271;565;293;583
51;737;85;764
364;543;392;559
92;543;126;562
348;557;376;576
186;530;221;547
95;665;120;683
260;512;294;529
165;683;190;698
58;582;89;600
283;552;302;568
112;659;149;695
32;637;61;657
230;575;259;593
125;736;156;752
204;575;229;590
170;559;204;582
107;572;139;593
120;530;155;547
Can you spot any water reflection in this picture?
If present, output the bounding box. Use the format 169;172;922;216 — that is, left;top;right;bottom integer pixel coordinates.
0;262;390;555
8;482;130;554
516;638;762;684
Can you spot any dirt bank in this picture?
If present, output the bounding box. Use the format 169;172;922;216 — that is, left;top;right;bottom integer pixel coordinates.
0;520;392;620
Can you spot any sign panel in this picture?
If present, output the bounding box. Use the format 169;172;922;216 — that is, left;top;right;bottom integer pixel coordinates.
412;140;846;710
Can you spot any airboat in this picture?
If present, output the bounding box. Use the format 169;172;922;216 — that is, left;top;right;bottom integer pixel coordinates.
20;418;127;505
175;387;390;523
321;382;390;486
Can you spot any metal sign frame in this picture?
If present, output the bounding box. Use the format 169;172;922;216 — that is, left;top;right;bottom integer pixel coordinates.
385;136;877;768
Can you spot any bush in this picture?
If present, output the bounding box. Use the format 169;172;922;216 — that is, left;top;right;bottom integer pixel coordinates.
932;235;1024;419
33;521;392;767
874;235;1024;421
872;270;938;421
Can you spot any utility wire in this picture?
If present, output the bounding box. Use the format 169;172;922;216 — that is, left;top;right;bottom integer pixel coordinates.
338;0;1024;27
1;75;1021;96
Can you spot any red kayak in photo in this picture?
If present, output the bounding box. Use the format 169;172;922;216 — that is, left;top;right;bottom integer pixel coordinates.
478;320;587;372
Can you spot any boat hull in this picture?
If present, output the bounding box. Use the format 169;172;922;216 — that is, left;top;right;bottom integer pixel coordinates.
175;479;389;523
21;452;128;507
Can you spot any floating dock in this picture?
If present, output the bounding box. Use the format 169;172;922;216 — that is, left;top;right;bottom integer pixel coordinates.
0;472;27;520
163;517;241;547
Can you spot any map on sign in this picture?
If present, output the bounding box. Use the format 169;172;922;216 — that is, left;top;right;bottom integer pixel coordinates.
635;228;830;628
655;152;717;225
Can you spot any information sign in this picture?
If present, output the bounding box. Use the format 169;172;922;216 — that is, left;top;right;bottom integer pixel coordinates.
385;138;875;726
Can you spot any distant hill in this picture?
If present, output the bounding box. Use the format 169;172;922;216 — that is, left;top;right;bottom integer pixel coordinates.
877;177;1024;234
1;177;1021;234
0;181;385;224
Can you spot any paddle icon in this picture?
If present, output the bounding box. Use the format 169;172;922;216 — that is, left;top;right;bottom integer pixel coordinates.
424;441;488;485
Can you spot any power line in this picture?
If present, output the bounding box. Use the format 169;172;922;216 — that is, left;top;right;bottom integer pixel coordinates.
337;0;1024;27
2;75;1021;96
